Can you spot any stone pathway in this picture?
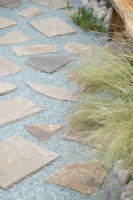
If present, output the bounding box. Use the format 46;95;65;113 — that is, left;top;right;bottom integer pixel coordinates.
0;0;108;199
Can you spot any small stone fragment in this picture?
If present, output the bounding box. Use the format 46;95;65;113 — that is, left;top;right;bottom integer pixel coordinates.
46;160;106;195
126;181;133;192
30;0;68;9
0;16;16;29
26;56;72;73
0;96;42;126
12;44;57;56
18;7;43;18
25;123;62;140
0;58;21;77
0;29;32;45
26;81;78;102
29;17;76;37
121;191;133;200
118;170;130;186
0;82;17;95
0;0;21;9
65;41;93;55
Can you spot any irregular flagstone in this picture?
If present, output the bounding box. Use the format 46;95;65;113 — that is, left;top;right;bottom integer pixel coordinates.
18;7;43;19
30;0;68;9
46;160;107;195
0;82;17;96
0;96;42;126
26;56;72;73
65;41;93;54
0;16;16;29
0;0;21;9
12;44;57;57
0;135;58;189
0;29;32;45
63;132;102;149
25;123;62;140
29;17;76;38
0;58;21;77
26;81;78;102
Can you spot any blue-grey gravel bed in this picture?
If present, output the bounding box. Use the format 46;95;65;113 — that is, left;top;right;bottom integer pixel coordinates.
0;0;119;200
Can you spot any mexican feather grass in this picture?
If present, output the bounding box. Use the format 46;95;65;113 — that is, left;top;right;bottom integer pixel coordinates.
69;36;133;167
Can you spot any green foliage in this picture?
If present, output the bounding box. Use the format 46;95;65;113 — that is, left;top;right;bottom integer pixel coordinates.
69;36;133;168
105;0;112;8
71;7;107;32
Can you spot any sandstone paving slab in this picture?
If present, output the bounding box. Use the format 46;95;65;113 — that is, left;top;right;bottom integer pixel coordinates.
0;29;32;45
0;82;17;96
0;16;16;29
0;58;21;77
65;41;93;54
46;160;106;195
25;123;62;140
0;96;42;126
26;81;78;102
18;7;43;19
26;56;72;73
0;0;21;9
12;44;57;57
0;135;58;189
29;17;76;38
30;0;68;9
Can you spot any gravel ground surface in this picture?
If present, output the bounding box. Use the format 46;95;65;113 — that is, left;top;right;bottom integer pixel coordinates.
0;1;118;200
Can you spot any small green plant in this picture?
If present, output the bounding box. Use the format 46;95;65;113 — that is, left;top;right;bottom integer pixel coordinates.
105;0;112;8
71;7;107;32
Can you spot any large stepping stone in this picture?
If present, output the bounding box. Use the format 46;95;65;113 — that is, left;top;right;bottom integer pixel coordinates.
26;56;72;73
0;58;21;77
0;82;17;95
0;135;58;189
26;81;78;102
12;44;57;56
30;0;68;9
0;0;21;9
0;96;42;126
29;17;76;38
65;41;93;54
18;7;43;18
25;123;62;140
46;160;106;195
0;16;16;29
0;29;32;45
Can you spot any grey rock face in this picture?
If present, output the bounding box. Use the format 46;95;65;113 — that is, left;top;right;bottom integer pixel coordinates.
121;191;133;200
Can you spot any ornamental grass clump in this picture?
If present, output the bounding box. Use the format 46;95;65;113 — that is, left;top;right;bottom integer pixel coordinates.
69;36;133;168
